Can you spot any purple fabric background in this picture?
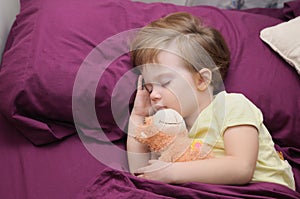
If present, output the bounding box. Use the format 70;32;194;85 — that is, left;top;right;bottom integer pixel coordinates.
0;113;104;199
0;0;298;147
0;0;300;198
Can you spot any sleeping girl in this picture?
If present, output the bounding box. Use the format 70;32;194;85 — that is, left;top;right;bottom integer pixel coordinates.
126;12;295;190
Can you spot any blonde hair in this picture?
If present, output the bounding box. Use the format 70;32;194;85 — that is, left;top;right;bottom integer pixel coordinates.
130;12;230;91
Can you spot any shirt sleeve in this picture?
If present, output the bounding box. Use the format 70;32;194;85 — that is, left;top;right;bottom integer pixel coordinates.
220;93;264;136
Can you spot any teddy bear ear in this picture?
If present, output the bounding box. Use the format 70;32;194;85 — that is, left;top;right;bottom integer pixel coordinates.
153;109;187;135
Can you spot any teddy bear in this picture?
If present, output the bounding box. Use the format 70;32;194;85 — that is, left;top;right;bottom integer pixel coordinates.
134;109;214;162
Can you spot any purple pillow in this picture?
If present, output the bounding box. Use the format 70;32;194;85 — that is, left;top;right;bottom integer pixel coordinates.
0;0;299;154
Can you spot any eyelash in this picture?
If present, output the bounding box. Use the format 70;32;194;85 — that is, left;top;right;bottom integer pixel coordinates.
144;81;170;93
161;81;170;87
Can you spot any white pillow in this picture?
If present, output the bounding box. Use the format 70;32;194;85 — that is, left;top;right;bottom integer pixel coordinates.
260;16;300;75
132;0;289;9
0;0;20;63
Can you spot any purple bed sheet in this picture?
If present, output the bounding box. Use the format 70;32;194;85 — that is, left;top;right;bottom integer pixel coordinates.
77;168;299;199
1;1;300;199
0;113;106;199
1;112;299;199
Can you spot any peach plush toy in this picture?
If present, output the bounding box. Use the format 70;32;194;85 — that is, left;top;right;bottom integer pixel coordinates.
134;109;213;162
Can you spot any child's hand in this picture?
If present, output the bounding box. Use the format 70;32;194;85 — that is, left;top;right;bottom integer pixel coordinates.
135;160;174;183
131;75;154;117
127;76;155;173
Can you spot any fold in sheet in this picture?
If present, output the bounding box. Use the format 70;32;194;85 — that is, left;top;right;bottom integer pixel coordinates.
77;168;300;199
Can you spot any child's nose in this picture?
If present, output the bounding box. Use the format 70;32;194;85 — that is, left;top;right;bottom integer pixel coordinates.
149;85;161;101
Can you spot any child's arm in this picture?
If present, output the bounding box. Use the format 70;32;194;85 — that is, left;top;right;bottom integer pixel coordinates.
136;125;259;184
127;75;153;174
127;115;150;174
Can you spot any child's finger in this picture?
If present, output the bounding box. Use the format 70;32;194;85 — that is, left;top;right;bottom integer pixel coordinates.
137;174;146;178
137;75;143;90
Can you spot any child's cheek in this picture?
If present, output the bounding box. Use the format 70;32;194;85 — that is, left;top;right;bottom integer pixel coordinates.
169;79;198;110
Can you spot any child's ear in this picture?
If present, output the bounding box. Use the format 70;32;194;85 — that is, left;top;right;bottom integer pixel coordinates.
195;68;212;91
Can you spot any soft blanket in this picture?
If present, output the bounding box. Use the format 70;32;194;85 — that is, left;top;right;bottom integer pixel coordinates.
77;168;300;199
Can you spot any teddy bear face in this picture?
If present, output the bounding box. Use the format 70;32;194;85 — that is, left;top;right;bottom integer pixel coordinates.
135;109;188;152
134;109;214;161
152;109;187;136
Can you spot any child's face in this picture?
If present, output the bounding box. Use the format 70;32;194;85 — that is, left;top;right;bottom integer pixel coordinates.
141;50;201;122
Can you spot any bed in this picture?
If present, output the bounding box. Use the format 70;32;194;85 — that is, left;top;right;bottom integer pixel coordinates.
0;0;300;198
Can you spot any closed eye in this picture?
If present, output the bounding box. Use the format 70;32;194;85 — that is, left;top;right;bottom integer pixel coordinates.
144;80;171;93
161;80;171;87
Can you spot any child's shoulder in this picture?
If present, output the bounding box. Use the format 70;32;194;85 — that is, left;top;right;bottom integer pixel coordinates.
213;91;264;128
214;91;262;116
217;91;247;100
215;91;254;105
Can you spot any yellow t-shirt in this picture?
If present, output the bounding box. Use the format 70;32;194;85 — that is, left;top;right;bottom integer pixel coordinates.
189;91;295;190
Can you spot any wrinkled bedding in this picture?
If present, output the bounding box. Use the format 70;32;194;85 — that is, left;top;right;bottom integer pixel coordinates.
0;0;300;198
77;168;300;199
